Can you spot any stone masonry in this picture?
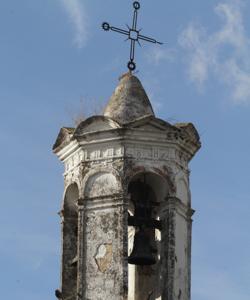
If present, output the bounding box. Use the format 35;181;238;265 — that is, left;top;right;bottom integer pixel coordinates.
53;73;201;300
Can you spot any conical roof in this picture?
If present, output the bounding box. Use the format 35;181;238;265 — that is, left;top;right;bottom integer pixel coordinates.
103;73;155;124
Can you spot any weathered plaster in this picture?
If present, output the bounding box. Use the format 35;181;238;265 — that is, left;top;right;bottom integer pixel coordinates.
53;74;200;300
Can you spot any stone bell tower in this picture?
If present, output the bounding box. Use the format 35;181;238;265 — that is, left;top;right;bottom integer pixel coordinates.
53;73;201;300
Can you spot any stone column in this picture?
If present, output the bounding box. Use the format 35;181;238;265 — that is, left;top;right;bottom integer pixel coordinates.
77;199;85;300
82;194;127;300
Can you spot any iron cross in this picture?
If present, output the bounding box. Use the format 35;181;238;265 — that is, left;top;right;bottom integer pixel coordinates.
102;1;163;71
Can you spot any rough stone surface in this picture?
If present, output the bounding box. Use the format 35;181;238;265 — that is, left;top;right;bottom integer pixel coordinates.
53;74;201;300
103;73;155;124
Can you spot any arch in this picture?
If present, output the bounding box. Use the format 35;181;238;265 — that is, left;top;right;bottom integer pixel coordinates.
125;166;175;198
127;171;169;300
61;183;79;300
63;180;81;205
126;168;172;201
82;167;122;198
63;182;79;215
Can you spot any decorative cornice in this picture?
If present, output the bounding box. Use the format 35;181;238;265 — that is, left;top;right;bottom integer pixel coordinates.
54;118;201;163
83;194;124;211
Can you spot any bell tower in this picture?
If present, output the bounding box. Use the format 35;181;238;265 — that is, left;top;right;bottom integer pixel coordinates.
53;73;201;300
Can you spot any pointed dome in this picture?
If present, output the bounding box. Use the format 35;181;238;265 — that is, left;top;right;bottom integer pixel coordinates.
103;73;155;124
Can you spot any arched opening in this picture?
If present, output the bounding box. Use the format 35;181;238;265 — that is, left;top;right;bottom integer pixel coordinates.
62;183;79;300
127;172;169;300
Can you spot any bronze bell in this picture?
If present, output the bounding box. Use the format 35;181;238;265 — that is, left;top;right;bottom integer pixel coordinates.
128;229;156;265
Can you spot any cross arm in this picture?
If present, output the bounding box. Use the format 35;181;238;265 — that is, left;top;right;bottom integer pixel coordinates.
138;34;163;45
102;22;129;37
110;26;130;36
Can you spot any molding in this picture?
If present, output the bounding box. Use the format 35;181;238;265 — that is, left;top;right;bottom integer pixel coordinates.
62;143;190;177
55;140;80;161
84;196;124;211
164;197;194;221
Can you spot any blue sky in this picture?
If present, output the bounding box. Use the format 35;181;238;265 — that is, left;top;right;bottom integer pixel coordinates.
0;0;250;299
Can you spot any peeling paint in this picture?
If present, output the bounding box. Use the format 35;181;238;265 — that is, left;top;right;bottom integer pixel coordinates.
53;74;200;300
95;244;113;273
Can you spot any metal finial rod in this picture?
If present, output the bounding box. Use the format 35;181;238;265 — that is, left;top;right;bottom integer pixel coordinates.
102;1;163;71
132;8;138;30
130;40;136;62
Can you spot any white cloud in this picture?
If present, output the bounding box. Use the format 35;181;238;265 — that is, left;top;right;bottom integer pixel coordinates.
179;0;250;104
60;0;88;48
145;47;176;65
179;25;210;86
